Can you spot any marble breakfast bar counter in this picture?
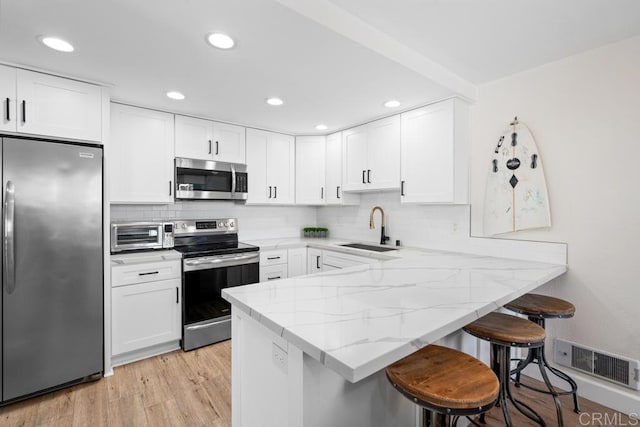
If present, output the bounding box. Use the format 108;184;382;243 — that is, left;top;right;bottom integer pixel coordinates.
222;249;567;427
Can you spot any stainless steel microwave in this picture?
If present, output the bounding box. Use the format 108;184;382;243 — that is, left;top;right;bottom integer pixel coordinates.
110;222;175;253
175;157;248;201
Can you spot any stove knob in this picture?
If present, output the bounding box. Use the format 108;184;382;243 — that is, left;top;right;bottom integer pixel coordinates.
181;223;187;229
229;220;235;228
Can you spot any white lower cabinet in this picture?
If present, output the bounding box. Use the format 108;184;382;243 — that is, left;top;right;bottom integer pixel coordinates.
111;251;182;366
260;247;307;281
287;247;307;277
307;248;323;273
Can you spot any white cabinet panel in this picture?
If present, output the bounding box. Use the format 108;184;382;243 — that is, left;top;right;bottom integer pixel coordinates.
325;132;359;205
260;249;288;266
175;115;246;163
111;259;182;287
342;125;368;191
260;264;288;282
175;115;212;160
0;65;16;132
246;128;294;204
342;116;400;192
322;250;373;270
110;103;175;203
288;247;307;277
112;278;181;356
16;69;102;141
400;99;469;204
307;248;323;274
295;136;325;205
213;121;246;164
367;115;400;190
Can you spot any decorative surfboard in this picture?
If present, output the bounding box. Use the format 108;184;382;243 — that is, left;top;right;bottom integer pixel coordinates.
483;117;551;236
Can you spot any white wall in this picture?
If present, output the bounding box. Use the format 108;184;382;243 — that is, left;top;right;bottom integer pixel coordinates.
470;36;640;401
111;202;317;241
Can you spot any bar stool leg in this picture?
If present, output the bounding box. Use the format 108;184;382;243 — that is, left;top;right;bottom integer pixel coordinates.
510;317;581;414
495;344;547;426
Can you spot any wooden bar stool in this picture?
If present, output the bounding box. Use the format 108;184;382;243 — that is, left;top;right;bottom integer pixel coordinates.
463;312;561;427
385;344;499;427
505;293;580;415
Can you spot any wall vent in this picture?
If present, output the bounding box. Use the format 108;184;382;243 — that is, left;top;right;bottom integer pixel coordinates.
555;339;640;390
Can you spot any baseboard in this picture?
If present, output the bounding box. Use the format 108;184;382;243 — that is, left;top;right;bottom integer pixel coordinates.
522;363;640;416
110;340;181;368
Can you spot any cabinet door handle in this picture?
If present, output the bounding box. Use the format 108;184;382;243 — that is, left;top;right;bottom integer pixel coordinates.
267;256;281;260
274;186;277;199
401;180;405;196
169;180;172;196
215;141;219;155
208;140;212;154
316;255;320;269
21;100;26;123
176;287;179;304
267;276;281;280
138;271;159;276
5;97;9;121
337;186;341;199
362;170;366;184
268;186;272;198
367;170;371;183
321;187;324;200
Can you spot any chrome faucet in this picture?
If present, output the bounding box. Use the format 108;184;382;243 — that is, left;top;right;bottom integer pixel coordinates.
369;206;390;245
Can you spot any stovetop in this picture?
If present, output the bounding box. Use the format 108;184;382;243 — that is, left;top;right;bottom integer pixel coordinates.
172;218;259;258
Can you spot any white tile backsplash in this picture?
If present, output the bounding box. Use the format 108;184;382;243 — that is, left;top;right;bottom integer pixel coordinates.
110;201;317;241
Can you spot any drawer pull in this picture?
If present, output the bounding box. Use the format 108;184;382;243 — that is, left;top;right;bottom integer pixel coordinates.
267;276;281;280
267;256;281;260
138;271;159;276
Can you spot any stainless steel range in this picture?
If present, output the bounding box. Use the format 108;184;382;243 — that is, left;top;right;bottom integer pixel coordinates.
173;218;259;351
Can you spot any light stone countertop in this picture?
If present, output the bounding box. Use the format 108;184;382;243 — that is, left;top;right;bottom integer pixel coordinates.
222;245;567;383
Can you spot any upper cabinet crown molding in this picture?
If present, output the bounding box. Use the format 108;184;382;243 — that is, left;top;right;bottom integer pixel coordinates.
400;98;469;204
0;64;103;142
175;115;246;164
342;114;401;192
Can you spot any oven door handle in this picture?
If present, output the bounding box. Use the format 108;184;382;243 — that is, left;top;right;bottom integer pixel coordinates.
183;252;260;271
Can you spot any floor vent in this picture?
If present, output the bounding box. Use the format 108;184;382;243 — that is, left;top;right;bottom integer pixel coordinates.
555;339;640;390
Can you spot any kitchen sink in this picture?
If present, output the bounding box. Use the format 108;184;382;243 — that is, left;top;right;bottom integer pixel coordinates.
339;243;397;252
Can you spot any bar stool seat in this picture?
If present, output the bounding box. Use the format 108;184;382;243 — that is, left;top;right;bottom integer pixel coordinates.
464;312;558;426
386;344;499;426
505;293;580;416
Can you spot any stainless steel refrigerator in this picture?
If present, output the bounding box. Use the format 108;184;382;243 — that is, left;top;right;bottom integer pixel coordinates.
1;137;103;403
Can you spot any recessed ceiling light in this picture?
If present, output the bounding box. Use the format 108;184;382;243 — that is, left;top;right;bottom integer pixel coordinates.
384;100;401;108
207;33;235;50
315;124;328;131
166;91;186;100
266;97;284;106
39;36;74;52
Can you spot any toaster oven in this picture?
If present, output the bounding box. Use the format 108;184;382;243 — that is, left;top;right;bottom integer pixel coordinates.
110;222;175;253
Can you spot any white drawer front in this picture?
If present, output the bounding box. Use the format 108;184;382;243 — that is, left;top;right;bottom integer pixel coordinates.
260;250;288;266
112;259;181;287
260;264;288;282
322;251;373;269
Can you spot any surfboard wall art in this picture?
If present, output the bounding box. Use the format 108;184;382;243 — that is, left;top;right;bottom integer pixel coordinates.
483;117;551;236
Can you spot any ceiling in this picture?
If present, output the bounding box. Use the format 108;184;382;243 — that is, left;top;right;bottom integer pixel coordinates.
1;0;639;135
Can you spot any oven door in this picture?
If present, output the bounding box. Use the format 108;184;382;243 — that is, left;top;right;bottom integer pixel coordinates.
182;252;259;351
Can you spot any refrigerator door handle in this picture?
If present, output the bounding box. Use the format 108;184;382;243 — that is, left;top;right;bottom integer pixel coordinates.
4;180;16;294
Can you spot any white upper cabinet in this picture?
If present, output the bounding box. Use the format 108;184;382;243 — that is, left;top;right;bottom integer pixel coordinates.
295;136;325;205
325;131;359;205
400;98;469;204
175;115;245;163
246;128;295;204
0;65;16;133
343;115;400;192
15;69;102;142
110;103;175;204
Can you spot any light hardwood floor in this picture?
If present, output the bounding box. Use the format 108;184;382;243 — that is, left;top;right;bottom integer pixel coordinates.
0;340;631;426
